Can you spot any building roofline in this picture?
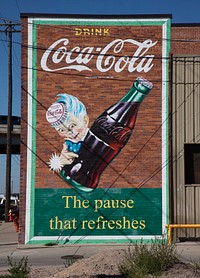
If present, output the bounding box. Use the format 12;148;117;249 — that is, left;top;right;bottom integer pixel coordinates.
172;23;200;27
20;13;172;19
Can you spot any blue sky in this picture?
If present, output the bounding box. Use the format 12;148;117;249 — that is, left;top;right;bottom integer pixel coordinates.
0;0;199;194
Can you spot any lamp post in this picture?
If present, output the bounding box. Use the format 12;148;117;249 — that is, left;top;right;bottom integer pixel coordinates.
0;21;21;221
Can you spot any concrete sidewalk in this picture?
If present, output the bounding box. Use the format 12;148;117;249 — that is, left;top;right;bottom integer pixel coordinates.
0;221;200;268
0;221;18;245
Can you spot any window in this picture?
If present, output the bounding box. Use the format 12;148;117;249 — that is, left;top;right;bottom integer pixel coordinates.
0;115;21;125
185;144;200;184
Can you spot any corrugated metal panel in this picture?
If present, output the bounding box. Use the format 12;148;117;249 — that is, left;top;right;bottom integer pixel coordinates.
195;187;200;237
195;57;200;143
172;56;200;241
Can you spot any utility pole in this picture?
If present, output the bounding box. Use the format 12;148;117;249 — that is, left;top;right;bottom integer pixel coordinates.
0;21;20;222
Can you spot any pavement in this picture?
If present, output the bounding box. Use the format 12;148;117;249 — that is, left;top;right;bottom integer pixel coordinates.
0;221;200;272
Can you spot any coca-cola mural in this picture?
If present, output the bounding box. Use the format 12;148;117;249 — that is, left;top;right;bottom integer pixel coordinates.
21;15;171;244
41;38;157;73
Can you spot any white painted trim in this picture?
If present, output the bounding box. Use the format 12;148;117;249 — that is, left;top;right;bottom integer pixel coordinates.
30;235;164;241
25;18;33;244
29;17;169;23
161;20;168;234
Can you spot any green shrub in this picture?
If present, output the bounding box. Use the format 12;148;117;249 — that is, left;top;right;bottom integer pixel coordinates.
0;256;31;278
118;238;178;278
191;259;200;270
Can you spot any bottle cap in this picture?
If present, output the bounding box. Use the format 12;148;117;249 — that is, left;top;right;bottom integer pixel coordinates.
137;77;153;90
46;102;68;127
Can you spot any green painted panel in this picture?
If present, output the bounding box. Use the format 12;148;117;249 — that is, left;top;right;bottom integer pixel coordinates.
34;19;167;27
34;188;162;239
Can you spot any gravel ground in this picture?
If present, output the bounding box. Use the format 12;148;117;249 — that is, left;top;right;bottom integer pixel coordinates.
31;249;200;278
1;249;200;278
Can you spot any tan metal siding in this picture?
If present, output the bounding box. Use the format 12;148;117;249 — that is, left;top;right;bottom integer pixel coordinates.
172;56;200;241
195;187;200;237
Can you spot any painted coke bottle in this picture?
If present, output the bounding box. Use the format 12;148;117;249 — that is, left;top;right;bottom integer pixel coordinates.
60;77;153;192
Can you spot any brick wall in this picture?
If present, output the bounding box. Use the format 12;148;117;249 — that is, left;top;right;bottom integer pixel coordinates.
19;17;28;243
171;25;200;55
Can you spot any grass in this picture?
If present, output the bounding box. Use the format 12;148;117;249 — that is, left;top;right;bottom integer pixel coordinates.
118;238;179;278
190;259;200;270
0;256;31;278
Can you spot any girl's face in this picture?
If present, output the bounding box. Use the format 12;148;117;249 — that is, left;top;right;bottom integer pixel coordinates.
55;113;89;142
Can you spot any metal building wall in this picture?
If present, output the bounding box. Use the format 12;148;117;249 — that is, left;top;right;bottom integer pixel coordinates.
172;56;200;241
